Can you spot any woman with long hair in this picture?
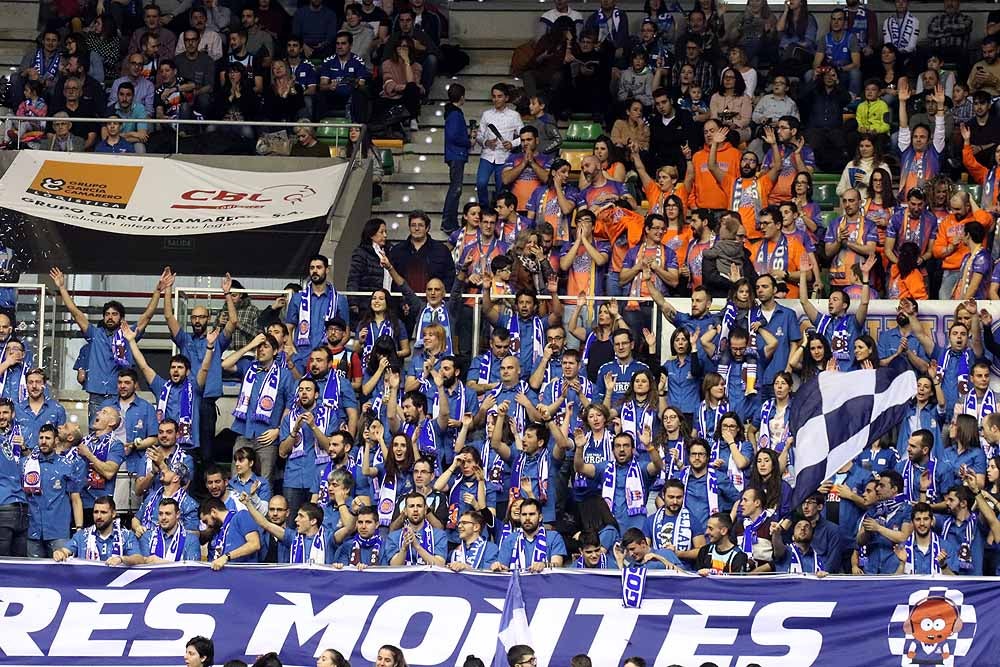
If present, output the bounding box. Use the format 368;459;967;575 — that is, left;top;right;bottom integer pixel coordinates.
874;44;903;111
64;32;104;83
710;67;753;143
776;0;817;74
526;158;578;245
211;61;257;140
791;171;823;245
984;455;1000;576
378;36;424;128
362;341;401;403
837;134;891;200
695;371;728;440
657;405;691;482
711;411;753;491
362;424;419;528
634;149;688;218
509;228;556;295
567;298;618;383
262;59;305;122
343;124;384;202
896;373;946;456
757;371;796;481
946;413;987;489
851;334;880;370
571;403;615;501
347;218;391;315
887;241;928;300
749;447;792;518
83;16;121;82
863;167;896;255
661;193;691;267
611;98;650;152
729;0;776;66
358;288;410;364
789;331;832;383
664;324;703;420
618;368;666;441
375;645;408;667
575;495;621;553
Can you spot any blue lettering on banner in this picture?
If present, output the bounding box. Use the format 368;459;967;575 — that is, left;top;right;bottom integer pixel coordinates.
0;562;992;666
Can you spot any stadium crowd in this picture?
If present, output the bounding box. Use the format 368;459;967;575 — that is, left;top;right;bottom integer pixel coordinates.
2;0;1000;599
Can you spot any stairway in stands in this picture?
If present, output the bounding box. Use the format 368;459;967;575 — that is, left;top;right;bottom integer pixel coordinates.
375;36;520;238
0;0;41;71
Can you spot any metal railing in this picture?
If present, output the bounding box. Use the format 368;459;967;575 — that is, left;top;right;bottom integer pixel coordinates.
0;115;367;159
0;282;48;366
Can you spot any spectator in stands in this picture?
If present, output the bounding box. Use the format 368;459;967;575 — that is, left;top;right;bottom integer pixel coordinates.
617;49;654;112
728;0;776;68
52;73;102;146
285;255;350;371
799;67;851;172
83;16;123;83
442;84;470;233
223;29;265;94
24;424;82;558
129;5;177;59
284;38;317;120
53;496;143;564
669;35;715;97
200;497;262;568
882;0;919;59
853;81;891;145
969;36;1000;97
317;32;371;123
916;55;956;98
52;54;104;114
110;54;156;118
136;32;162;83
612;99;650;154
844;0;876;61
897;80;946;199
569;31;612;120
389;211;456;300
341;4;375;62
807;8;861;96
696;511;750;574
293;0;339;59
290;123;328;157
927;0;971;73
15;29;62;106
379;36;423;131
538;0;584;40
95;116;137;153
262;60;305;122
211;62;258;141
155;59;194;123
36;112;84;152
583;0;629;65
647;88;695;174
241;7;275;59
203;0;232;35
838;135;889;200
874;44;903;112
474;85;522;206
176;29;216;117
387;10;440;95
689;120;739;210
710;67;752;144
503;127;552;212
762;115;814;205
750;75;798;149
678;8;720;65
965;92;1000;170
776;0;817;77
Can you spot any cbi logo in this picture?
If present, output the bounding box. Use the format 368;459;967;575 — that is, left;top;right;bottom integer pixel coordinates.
887;587;977;666
172;185;318;209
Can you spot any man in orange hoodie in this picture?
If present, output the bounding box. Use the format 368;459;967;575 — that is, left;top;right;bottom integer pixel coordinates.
689;120;741;211
961;124;1000;213
932;191;993;299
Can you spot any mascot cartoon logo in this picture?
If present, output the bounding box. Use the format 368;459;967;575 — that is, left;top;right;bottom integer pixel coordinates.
887;587;977;667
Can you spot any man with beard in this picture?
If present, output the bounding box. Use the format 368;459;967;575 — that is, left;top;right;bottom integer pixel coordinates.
728;129;781;244
53;496;142;564
538;348;593;430
876;299;934;375
306;345;359;436
483;285;564;382
140;497;201;562
124;323;215;454
100;369;158;485
494;496;567;571
690;121;740;210
385;492;448;565
681;439;739;536
0;335;28;402
334;505;382;568
223;333;295;482
321;318;362;391
135;419;195;498
16;368;66;450
285;255;350;372
574;430;663;533
423;356;477;468
163;267;237;464
645;479;705;567
772;518;828;574
0;398;27;555
894;502;946;575
388;372;450;471
49;267;162;421
468;329;511;396
23;424;83;558
202;465;247;514
279;377;335;522
69;406;125;527
752;206;808;298
968;35;1000;97
199;497;261;569
530;324;569;392
132;459;198;537
576;155;634;210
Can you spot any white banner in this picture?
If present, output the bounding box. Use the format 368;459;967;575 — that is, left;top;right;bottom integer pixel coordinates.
0;151;346;235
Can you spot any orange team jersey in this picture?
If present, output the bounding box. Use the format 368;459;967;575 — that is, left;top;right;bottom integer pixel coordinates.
732;174;772;244
689;143;741;210
686;234;716;289
932;210;994;271
578;181;627;210
663;226;693;268
643;181;688;216
458;234;507;306
862;200;892;252
887;264;929;300
595;207;646;273
963;144;1000;210
825;215;879;287
503;153;552;210
752;234;806;298
562;237;612;305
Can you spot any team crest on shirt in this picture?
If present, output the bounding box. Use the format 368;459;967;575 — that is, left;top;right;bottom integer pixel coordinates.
887;587;977;666
24;470;40;487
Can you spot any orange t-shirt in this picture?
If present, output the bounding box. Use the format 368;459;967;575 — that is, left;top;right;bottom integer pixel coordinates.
689;143;741;210
888;264;929;300
932;210;994;270
733;174;772;244
664;226;694;268
751;234;806;298
595;207;646;273
644;181;688;217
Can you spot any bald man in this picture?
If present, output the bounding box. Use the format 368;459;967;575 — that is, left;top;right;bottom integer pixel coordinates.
75;405;126;526
163;268;238;462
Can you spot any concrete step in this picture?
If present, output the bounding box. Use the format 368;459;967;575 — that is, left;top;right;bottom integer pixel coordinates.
429;73;522;101
0;2;41;32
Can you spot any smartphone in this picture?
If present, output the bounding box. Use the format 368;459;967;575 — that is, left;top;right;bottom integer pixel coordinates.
468;119;478;131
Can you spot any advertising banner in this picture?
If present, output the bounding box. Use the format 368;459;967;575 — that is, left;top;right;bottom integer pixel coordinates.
0;561;994;667
0;151;346;235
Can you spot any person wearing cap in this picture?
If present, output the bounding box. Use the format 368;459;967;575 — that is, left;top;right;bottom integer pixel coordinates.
139;496;202;562
131;458;199;538
323;316;362;389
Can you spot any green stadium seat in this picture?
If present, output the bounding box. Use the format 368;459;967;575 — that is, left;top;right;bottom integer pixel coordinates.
814;183;839;209
562;121;603;149
316;118;351;146
820;210;839;228
955;182;981;202
379;148;395;176
812;172;840;183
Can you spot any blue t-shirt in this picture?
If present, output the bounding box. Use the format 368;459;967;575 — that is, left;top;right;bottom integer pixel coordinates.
66;527;141;560
16;398;67;450
24;451;83;541
210;510;260;562
101;395;158;474
593;459;658;533
149;375;203;450
497;529;568;567
174;330;231;399
139;527;202;560
83;324;143;396
382;522;449;564
78;439;126;509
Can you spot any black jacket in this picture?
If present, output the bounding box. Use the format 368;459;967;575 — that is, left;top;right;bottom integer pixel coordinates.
648;106;696;174
347;243;387;311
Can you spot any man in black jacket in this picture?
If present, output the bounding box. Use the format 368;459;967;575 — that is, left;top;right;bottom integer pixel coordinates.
799;68;852;172
647;88;697;175
388;211;456;332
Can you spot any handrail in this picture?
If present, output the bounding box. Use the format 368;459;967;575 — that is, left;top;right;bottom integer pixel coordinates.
0;114;363;129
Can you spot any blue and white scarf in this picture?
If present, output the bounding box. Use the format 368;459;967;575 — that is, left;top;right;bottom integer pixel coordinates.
651;506;692;552
964;387;996;422
405;521;437;565
350;533;382;565
140;486;188;528
508;314;545;369
683;466;719;515
902;456;938;502
414;303;453;354
296;284;340;347
377;472;398;527
287;404;330;462
939;347;972;398
402;418;438;461
620;400;654;441
1;423;22;460
942;515;977;572
513;449;550;502
508;527;548;569
740;509;773;554
111;326;130;367
157;379;194;448
21;449;40;494
903;531;941;575
816;313;854;362
621;566;648;608
210;510;236;560
84;521;125;561
0;339;27;403
32;48;60;80
148;525;188;561
290;527;327;564
80;431;115;490
787;544;822;574
233;362;281;423
602;459;646;516
696;400;729;440
450;537;487;568
315;373;342;414
476;351;502;384
711;438;746;491
363;319;394;367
